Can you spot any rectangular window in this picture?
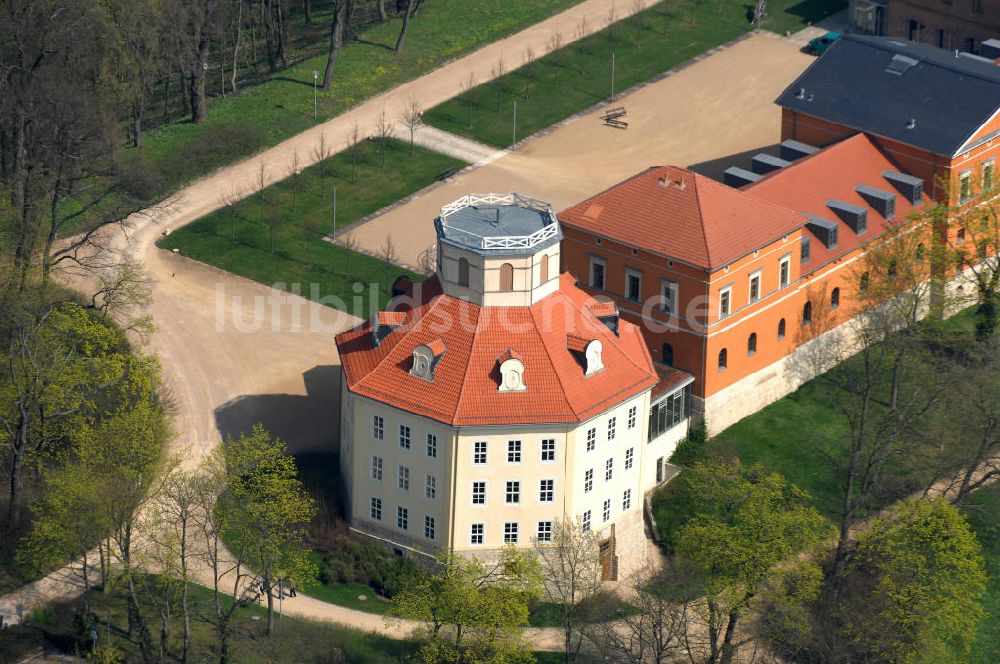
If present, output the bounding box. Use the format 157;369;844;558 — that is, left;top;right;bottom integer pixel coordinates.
541;439;556;462
779;256;790;288
424;515;435;540
371;456;383;481
586;427;597;452
504;522;519;543
539;479;554;503
399;424;411;449
397;465;410;492
472;481;486;505
959;170;972;203
984;160;995;191
590;257;606;290
425;474;437;500
749;272;761;303
648;385;690;440
719;287;732;318
470;523;484;545
584;469;594;493
473;441;487;465
397;506;408;530
801;236;811;263
625;269;642;302
660;280;678;313
623;489;632;511
507;440;522;463
625;447;634;470
370;497;382;521
373;415;384;440
607;417;617;441
426;433;437;458
506;481;520;504
537;521;553;542
582;510;592;532
627;406;637;430
603;499;611;523
605;458;614;481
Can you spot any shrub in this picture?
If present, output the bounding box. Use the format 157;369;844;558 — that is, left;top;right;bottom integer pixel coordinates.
318;538;419;598
668;420;708;467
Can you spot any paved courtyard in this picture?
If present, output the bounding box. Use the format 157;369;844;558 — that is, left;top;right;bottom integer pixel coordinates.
346;32;815;267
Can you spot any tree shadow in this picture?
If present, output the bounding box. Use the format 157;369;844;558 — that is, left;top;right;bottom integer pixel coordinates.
685;144;781;182
352;37;395;52
214;364;342;455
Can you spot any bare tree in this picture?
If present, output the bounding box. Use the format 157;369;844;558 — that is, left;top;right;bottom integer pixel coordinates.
341;232;359;278
219;187;242;242
417;245;437;276
460;72;477;128
348;121;361;183
402;97;422;156
374;109;393;169
493;55;506;113
549;28;564;87
378;234;399;292
522;47;536;98
288;150;301;212
533;518;603;662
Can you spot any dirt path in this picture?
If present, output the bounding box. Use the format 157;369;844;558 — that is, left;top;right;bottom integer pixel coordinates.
344;32;815;267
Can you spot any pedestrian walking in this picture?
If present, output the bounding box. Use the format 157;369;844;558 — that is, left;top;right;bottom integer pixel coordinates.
289;581;297;598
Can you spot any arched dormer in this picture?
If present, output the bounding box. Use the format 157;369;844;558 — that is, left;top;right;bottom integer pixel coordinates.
497;349;527;392
410;339;447;382
567;334;604;376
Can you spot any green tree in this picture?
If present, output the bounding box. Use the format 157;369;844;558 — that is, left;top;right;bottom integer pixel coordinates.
216;424;316;638
673;460;830;664
837;497;987;663
532;518;602;662
391;545;542;663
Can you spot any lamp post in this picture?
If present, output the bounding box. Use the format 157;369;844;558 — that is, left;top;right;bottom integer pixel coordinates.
312;71;319;118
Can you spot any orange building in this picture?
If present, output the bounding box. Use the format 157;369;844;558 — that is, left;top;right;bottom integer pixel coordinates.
777;34;1000;205
560;134;933;432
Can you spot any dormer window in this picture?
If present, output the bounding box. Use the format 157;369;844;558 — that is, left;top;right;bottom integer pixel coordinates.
410;339;446;382
497;349;526;392
567;335;604;376
373;311;406;346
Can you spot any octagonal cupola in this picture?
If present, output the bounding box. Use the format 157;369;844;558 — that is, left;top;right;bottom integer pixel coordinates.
434;193;563;306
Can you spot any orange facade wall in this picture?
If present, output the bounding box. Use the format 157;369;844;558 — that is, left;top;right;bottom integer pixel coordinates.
782;109;1000;205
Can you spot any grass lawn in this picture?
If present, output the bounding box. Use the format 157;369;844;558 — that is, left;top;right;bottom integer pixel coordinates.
423;0;846;147
158;138;459;310
964;482;1000;664
133;0;584;196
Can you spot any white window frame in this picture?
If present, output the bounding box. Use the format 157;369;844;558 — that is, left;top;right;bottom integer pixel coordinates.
605;458;614;482
586;427;597;452
748;270;762;303
539;479;555;503
507;440;522;464
399;424;411;450
397;506;408;531
623;489;632;511
371;455;383;481
959;169;972;203
660;279;678;313
424;515;435;540
540;439;556;462
582;510;592;532
719;286;732;318
625;268;642;302
984;159;995;191
471;480;487;506
373;415;384;441
397;465;410;492
426;433;437;458
779;255;791;289
505;480;521;504
589;256;607;290
603;499;611;523
503;522;519;543
625;447;634;470
607;416;617;442
425;474;437;500
473;441;487;465
584;469;594;493
370;497;382;521
470;523;484;545
627;406;637;430
537;521;553;542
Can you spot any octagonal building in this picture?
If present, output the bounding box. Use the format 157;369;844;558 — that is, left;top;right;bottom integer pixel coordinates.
335;193;692;578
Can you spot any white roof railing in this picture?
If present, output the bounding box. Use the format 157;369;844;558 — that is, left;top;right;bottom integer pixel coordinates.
439;193;559;250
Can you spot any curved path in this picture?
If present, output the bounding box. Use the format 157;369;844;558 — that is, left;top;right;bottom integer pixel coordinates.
0;0;646;642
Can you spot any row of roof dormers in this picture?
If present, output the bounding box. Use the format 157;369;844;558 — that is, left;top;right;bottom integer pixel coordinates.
337;273;662;426
559;134;931;275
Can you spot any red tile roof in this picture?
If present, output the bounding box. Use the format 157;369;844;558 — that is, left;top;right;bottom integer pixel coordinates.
746;134;932;274
377;311;407;326
651;364;694;401
565;334;591;353
336;273;659;426
425;338;447;356
559;166;806;269
587;301;618;318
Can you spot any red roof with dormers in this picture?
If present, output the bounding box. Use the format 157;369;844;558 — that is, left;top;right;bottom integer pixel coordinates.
746;134;933;275
336;273;659;426
559;165;807;270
